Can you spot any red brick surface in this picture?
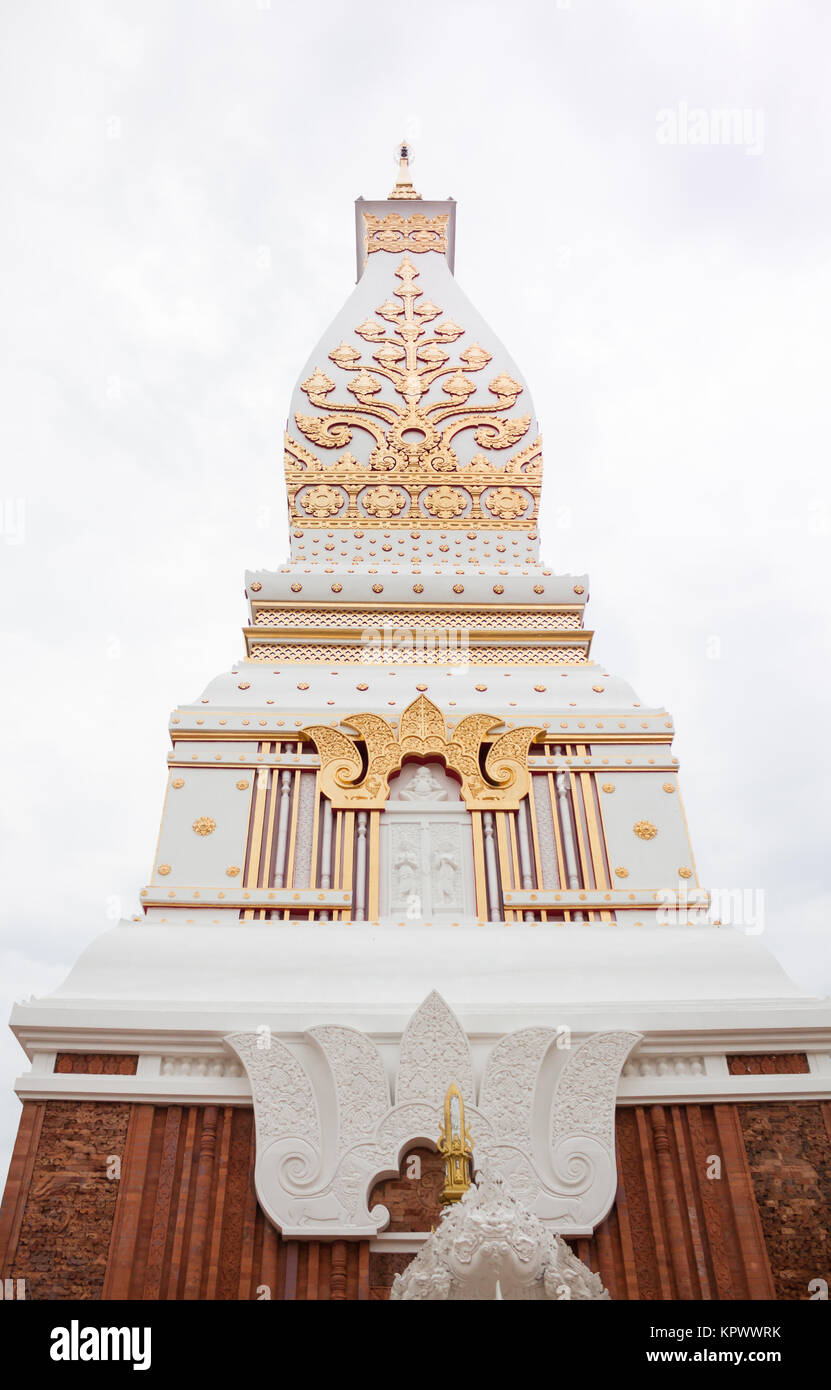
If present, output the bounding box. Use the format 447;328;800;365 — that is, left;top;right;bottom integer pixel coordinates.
2;1098;828;1300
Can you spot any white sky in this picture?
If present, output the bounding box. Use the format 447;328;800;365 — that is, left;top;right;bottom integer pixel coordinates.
1;0;829;1188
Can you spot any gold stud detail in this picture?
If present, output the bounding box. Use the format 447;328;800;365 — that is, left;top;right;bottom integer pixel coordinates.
592;685;605;693
615;866;629;878
372;583;384;593
413;583;424;593
226;866;241;877
192;817;216;836
171;778;184;789
678;867;693;879
331;583;343;593
158;864;171;876
573;585;585;594
493;584;504;594
533;584;544;594
633;820;658;840
357;682;369;691
663;782;675;793
534;684;546;692
601;783;615;793
238;681;251;690
236;780;249;791
475;683;487;691
297;681;310;690
452;584;464;593
250;581;262;592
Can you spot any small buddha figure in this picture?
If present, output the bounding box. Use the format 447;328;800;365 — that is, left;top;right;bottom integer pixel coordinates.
400;765;447;801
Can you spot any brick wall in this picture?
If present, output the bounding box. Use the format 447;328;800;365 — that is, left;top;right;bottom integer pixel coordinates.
2;1095;829;1300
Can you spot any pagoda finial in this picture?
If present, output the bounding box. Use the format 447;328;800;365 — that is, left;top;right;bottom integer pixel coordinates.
389;139;422;201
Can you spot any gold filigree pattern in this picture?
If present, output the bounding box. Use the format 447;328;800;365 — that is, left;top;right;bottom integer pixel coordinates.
285;257;541;529
247;642;588;665
305;694;543;810
363;212;449;257
251;607;584;631
192;817;216;836
633;821;658;840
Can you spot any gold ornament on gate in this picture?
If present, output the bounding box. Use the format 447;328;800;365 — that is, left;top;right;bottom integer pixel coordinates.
438;1082;473;1204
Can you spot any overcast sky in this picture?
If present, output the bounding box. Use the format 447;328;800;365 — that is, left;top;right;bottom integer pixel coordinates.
1;0;829;1188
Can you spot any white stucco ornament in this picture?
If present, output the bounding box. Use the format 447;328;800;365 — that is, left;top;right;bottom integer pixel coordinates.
390;1172;610;1300
226;992;639;1239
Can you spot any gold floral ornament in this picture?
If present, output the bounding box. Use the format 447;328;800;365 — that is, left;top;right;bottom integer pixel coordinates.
423;485;468;520
304;694;544;811
157;864;171;876
192;817;216;836
614;866;629;878
363;212;449;257
298;484;346;519
678;867;693;879
226;866;241;878
633;821;658;840
361;484;408;519
482;487;530;522
285;257;541;529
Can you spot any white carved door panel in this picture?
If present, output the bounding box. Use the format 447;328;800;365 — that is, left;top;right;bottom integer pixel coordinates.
382;760;475;921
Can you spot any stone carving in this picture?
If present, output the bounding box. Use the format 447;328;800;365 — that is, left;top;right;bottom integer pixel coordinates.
531;774;559;890
397;991;474;1111
226;993;639;1239
390;1173;610;1301
390;824;421;915
622;1054;706;1077
434;852;460;907
305;694;543;810
160;1055;244;1078
291;771;317;889
399;765;447;801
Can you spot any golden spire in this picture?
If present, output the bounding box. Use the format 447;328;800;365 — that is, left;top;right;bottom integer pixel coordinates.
438;1082;473;1202
389;140;422;200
